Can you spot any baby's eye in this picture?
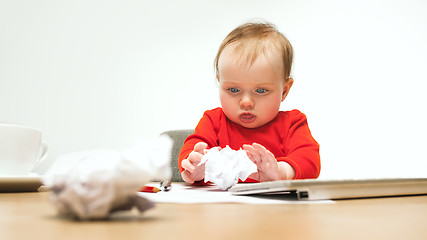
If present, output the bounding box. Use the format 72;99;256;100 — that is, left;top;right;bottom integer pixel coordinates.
255;89;268;94
228;88;240;93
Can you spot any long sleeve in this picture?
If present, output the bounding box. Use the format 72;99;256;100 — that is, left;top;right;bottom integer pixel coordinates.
178;109;222;172
277;111;320;179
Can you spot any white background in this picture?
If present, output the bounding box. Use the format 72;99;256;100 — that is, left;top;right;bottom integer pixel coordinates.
1;0;426;179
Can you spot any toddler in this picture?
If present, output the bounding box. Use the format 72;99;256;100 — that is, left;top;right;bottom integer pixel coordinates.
179;21;320;184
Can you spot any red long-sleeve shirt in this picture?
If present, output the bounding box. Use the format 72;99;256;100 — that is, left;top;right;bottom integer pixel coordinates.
178;108;320;180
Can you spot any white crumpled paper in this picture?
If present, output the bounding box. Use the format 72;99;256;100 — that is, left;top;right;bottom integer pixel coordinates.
43;135;172;220
199;146;258;190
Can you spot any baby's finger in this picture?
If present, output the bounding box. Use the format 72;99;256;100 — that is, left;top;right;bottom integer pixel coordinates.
181;159;196;173
253;143;276;164
193;142;208;154
245;151;255;162
188;151;204;165
243;144;261;164
252;143;268;152
242;145;256;165
181;170;195;184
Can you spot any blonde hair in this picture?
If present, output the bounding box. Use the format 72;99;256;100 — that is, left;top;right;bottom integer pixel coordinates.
214;21;293;81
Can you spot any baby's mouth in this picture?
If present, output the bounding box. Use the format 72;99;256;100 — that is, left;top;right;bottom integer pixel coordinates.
239;113;256;124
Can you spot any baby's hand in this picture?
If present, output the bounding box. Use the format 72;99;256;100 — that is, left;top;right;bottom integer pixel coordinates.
243;143;295;181
181;142;208;184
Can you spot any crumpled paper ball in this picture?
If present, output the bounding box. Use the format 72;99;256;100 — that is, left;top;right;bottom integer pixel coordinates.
43;135;172;220
199;146;257;190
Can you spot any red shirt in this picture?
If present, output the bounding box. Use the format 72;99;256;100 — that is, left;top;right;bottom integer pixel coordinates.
178;108;320;180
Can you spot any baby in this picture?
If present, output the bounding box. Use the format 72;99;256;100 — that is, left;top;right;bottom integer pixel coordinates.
179;21;320;184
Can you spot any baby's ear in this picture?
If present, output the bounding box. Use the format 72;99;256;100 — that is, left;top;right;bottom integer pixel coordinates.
281;78;294;101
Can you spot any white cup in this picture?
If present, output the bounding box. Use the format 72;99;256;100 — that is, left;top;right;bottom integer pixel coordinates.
0;124;48;175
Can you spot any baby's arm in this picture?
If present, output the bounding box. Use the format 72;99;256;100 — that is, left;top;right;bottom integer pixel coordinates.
180;142;208;184
243;143;295;181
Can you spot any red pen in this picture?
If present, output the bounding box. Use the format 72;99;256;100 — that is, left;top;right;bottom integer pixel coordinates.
139;185;161;193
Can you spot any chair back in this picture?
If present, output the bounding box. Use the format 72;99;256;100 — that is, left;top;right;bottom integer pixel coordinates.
161;129;194;182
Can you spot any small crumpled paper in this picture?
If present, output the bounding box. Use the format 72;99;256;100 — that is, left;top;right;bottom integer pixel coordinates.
199;146;257;190
43;135;172;220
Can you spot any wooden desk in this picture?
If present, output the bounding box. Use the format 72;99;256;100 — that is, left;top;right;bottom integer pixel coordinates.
1;192;427;240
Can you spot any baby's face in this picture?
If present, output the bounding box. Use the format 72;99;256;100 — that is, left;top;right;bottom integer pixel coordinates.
218;47;291;128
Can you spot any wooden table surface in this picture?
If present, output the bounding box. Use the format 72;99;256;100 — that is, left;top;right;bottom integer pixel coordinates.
1;191;427;240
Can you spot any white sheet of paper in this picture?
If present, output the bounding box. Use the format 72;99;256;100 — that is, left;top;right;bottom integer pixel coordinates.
138;183;334;204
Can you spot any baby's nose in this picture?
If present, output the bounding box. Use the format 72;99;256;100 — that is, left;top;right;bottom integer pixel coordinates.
240;95;255;109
